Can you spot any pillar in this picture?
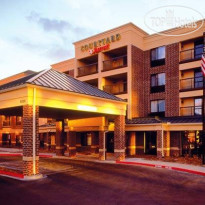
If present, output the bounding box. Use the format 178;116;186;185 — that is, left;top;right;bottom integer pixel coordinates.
91;132;99;153
23;105;39;177
0;133;2;146
99;131;106;160
11;133;16;147
157;130;162;158
44;132;51;151
55;120;65;156
164;131;170;157
114;115;125;161
127;132;136;156
67;131;76;157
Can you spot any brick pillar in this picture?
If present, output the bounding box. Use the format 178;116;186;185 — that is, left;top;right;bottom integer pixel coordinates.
99;131;106;160
11;133;16;147
114;115;125;161
164;131;170;157
0;115;2;130
11;116;16;128
157;130;162;158
127;132;136;156
44;132;51;151
91;132;99;153
67;131;76;157
56;120;65;156
23;105;39;176
0;133;2;146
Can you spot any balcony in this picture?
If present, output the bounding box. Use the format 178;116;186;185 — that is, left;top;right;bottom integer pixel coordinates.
180;77;203;91
102;55;127;72
103;82;127;95
77;63;98;77
180;45;203;63
180;106;202;116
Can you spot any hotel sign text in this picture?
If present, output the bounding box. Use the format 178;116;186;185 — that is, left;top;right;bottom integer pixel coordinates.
81;34;121;54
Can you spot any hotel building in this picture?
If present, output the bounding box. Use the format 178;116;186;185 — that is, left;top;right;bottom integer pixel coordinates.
0;20;205;161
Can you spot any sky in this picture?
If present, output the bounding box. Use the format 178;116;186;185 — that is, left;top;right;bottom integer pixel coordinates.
0;0;205;79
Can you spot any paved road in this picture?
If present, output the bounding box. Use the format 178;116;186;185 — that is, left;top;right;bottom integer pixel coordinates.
0;158;205;205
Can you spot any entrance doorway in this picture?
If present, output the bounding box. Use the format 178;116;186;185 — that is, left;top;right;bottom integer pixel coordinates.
145;132;157;155
106;132;114;153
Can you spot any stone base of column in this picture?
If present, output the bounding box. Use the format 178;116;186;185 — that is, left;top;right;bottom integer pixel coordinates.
23;158;39;176
68;147;76;158
91;145;99;153
56;146;65;156
99;149;106;160
157;149;162;158
114;150;125;161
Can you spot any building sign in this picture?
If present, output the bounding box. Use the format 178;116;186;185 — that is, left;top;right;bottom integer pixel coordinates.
81;33;121;54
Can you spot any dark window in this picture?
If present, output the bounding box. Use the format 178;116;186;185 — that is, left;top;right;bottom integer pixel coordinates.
150;100;165;116
2;116;11;126
194;39;203;59
194;69;203;88
151;46;165;67
151;73;165;93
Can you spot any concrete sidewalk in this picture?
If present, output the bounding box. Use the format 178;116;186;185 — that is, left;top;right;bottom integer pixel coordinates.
117;157;205;176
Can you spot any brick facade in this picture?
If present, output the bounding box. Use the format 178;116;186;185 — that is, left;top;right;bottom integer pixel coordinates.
114;115;125;161
23;105;39;176
132;43;179;118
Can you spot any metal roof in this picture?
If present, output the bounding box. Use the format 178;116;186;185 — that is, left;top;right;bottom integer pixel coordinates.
0;69;125;102
126;116;202;125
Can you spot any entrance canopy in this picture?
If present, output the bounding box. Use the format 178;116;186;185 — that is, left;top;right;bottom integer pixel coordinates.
0;69;126;119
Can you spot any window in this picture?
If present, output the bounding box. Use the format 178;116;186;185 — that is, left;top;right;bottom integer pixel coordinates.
194;69;203;88
151;73;165;93
151;100;165;114
2;116;11;126
151;46;165;67
194;39;203;59
194;98;202;115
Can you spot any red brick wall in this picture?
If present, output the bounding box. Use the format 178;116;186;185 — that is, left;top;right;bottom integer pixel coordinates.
131;43;179;118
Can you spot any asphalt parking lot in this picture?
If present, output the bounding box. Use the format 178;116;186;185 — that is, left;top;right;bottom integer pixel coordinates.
0;157;205;205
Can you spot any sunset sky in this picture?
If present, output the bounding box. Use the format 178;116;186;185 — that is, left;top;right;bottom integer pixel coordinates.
0;0;204;79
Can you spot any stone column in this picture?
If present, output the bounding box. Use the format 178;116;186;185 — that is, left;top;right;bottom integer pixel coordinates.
44;132;51;151
23;105;40;177
99;131;106;160
0;133;2;146
55;120;65;156
114;115;125;161
127;132;136;156
11;133;16;147
164;131;170;157
91;132;99;153
67;131;76;157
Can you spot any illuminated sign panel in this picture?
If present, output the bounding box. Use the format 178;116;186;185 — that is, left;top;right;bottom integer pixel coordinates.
81;33;121;54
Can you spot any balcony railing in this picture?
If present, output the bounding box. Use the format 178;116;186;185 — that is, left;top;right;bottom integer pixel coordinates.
77;63;98;77
180;45;203;62
103;55;127;71
180;77;203;91
103;82;127;95
180;106;202;116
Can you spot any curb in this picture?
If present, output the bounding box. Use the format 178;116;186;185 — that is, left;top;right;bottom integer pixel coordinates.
0;170;24;179
116;161;205;177
0;153;53;158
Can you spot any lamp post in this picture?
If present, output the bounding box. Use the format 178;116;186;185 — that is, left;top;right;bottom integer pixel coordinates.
202;32;205;164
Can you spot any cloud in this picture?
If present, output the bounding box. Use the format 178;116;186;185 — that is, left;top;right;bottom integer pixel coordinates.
26;11;86;35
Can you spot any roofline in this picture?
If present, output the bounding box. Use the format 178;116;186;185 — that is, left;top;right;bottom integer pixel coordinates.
144;19;205;39
73;22;148;45
26;69;49;83
51;58;75;67
27;84;127;105
0;84;27;94
0;70;36;81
